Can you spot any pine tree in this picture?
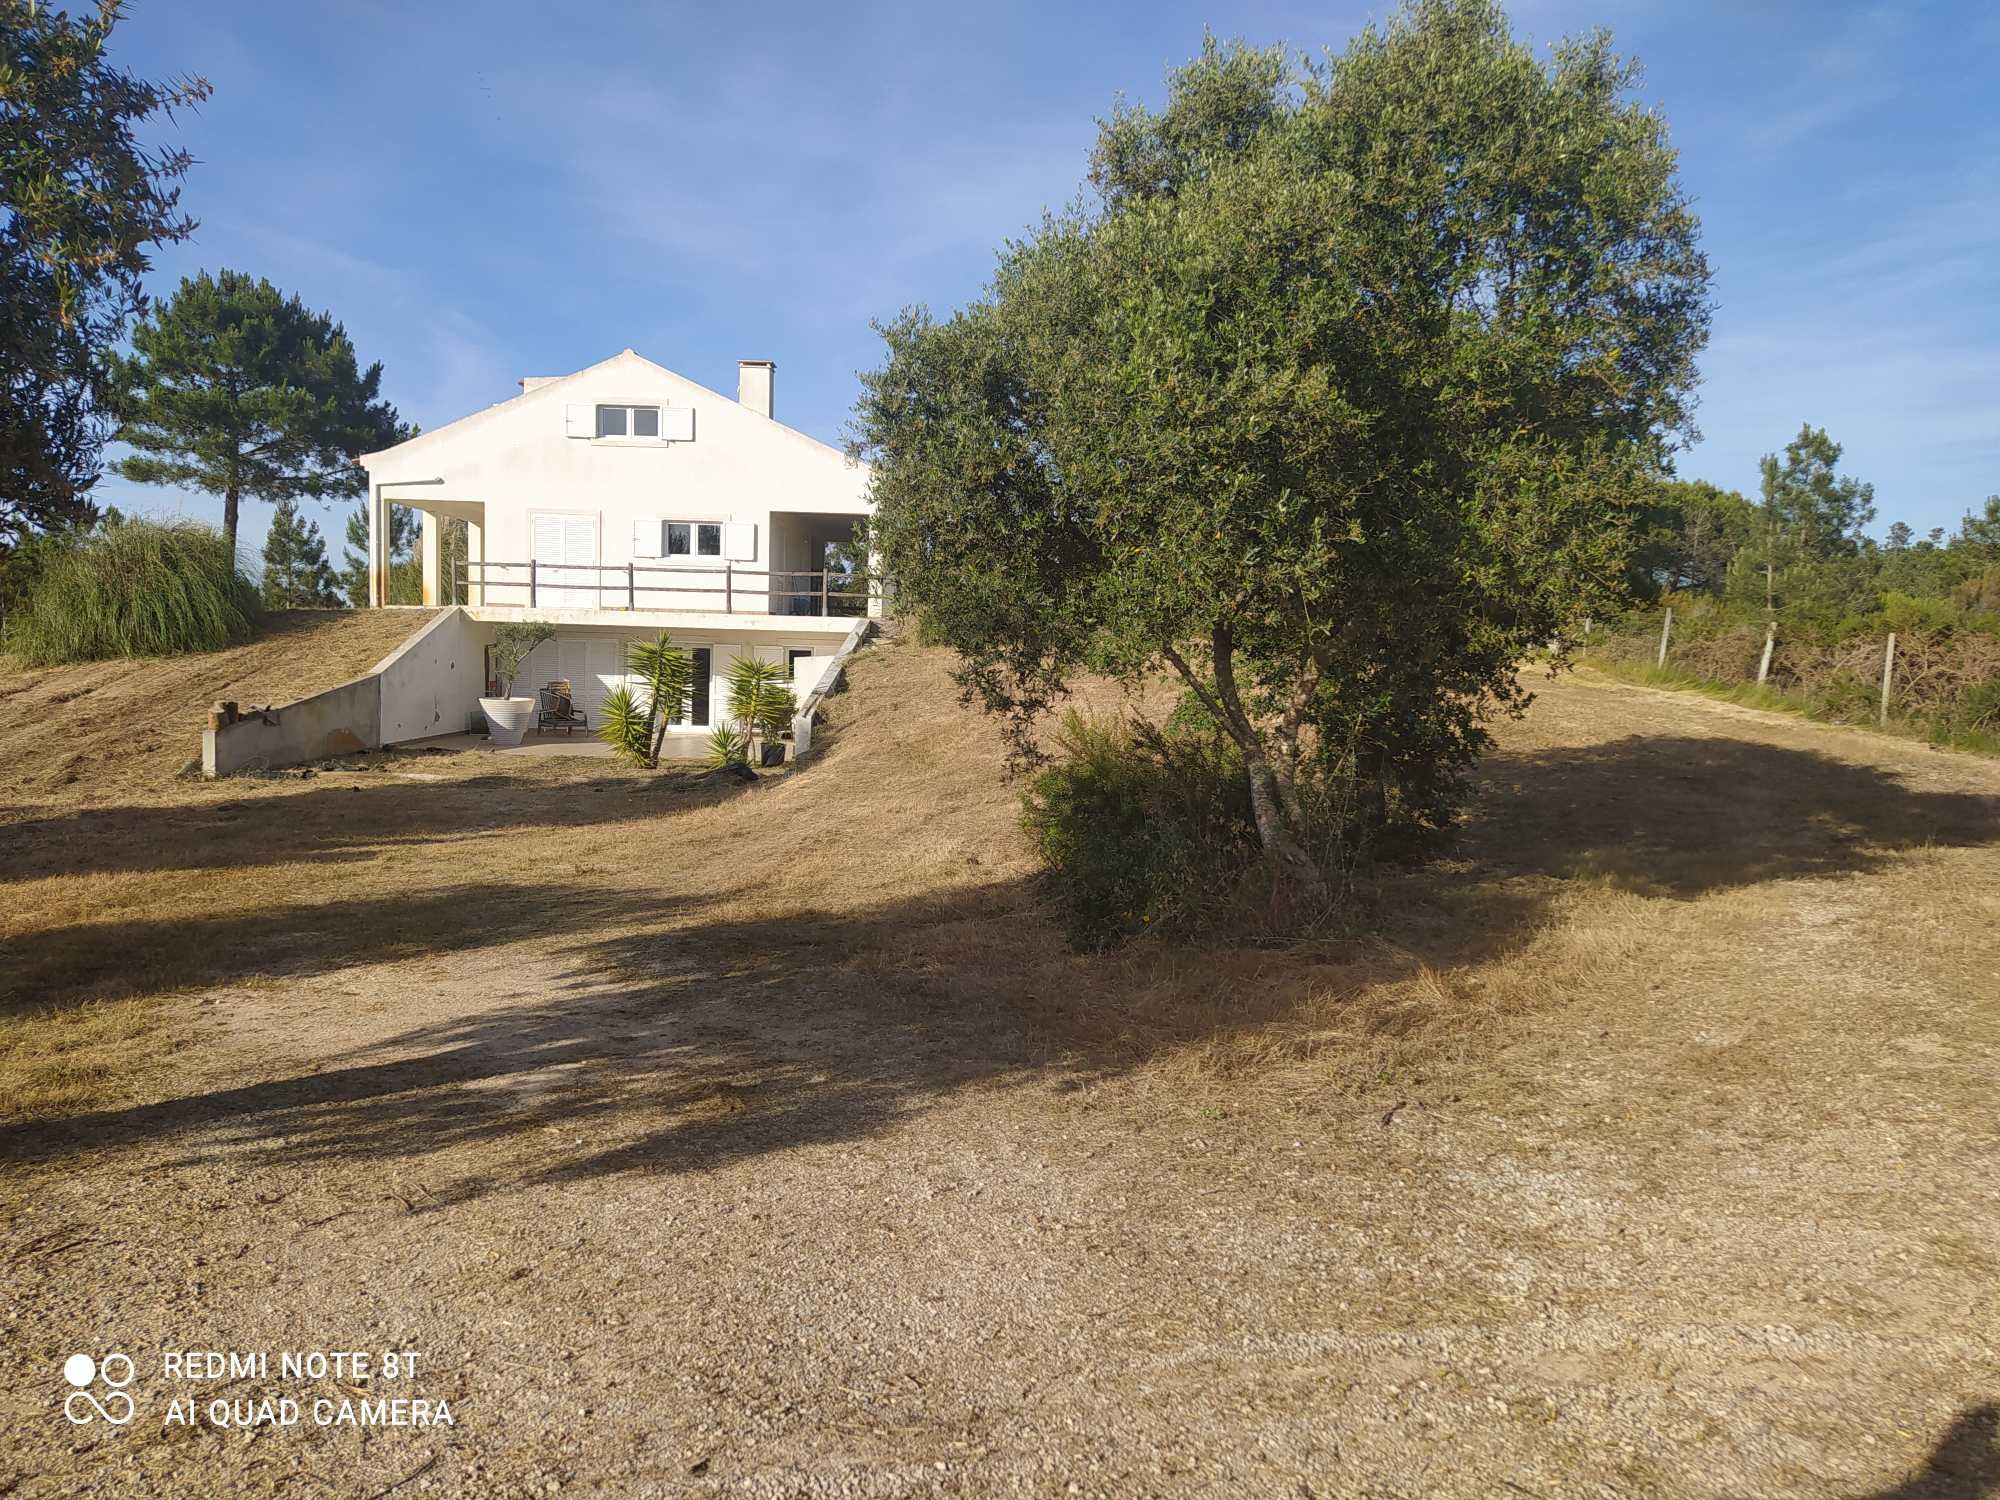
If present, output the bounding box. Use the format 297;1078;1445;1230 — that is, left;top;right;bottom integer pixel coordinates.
107;270;407;553
340;500;419;606
261;498;342;608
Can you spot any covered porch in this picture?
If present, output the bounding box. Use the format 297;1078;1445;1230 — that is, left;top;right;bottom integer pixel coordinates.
364;480;484;609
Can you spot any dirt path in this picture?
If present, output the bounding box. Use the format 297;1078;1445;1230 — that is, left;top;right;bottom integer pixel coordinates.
2;655;1996;1498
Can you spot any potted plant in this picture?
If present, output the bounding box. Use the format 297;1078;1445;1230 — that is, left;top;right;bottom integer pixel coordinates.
479;622;556;747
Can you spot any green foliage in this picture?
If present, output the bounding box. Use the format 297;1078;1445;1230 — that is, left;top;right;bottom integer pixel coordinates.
1022;712;1368;950
260;498;342;608
855;1;1711;910
599;634;694;767
0;0;208;549
725;655;796;764
706;723;749;768
490;622;555;697
599;687;649;765
340;500;421;607
1960;496;2000;559
1022;714;1259;949
107;270;408;551
6;518;259;665
1626;479;1760;599
1756;424;1876;566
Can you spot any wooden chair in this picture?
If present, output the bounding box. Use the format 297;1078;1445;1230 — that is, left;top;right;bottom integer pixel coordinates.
537;679;587;735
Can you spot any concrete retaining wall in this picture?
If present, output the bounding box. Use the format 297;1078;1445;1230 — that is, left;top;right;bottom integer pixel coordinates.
791;617;874;760
379;606;487;743
204;608;487;777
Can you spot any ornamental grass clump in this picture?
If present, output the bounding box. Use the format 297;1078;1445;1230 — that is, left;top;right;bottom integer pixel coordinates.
7;519;261;665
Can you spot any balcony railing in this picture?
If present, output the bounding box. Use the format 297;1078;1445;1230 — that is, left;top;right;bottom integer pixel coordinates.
456;560;877;618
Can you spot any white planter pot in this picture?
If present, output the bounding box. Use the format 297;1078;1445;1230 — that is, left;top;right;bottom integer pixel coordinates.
478;696;537;748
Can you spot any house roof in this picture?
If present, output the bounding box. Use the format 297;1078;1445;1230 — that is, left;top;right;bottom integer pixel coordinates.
358;348;863;473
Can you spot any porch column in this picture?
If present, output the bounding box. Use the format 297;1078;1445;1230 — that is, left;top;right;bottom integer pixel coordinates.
420;508;441;606
465;518;483;606
366;484;389;608
867;540;887;620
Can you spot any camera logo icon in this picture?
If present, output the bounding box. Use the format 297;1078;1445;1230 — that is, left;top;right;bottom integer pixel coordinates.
62;1353;135;1425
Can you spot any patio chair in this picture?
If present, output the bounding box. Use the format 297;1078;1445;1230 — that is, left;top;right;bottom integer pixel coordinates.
537;679;587;735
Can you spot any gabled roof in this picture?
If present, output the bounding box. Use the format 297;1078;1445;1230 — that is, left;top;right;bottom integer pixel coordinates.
358;348;862;471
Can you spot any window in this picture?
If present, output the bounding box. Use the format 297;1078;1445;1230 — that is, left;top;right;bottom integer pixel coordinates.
684;647;712;727
664;521;723;558
596;404;661;439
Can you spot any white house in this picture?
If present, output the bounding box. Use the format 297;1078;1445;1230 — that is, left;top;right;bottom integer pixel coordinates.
356;348;879;757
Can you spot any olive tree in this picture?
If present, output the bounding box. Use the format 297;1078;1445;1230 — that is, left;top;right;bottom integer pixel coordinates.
853;2;1711;903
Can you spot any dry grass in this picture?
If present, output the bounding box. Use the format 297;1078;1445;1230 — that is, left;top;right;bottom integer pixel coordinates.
6;618;1994;1129
0;606;435;802
4;619;1997;1497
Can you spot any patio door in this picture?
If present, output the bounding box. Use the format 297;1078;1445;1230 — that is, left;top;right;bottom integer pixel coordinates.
544;635;627;725
531;512;598;608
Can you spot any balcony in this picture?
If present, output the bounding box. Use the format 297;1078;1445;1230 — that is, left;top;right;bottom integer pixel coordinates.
456;560;881;629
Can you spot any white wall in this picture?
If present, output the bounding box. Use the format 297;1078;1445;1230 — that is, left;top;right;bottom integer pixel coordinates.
379;607;487;742
360;351;871;614
510;626;828;747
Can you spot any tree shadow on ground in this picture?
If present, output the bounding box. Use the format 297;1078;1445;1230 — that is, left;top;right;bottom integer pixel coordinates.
0;877;1046;1199
6;734;1997;1205
1467;735;2000;897
0;763;767;884
1849;1405;2000;1499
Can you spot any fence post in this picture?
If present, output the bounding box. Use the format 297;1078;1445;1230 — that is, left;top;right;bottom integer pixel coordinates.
1656;606;1673;670
627;562;635;611
529;557;537;608
1879;632;1897;725
821;570;830;617
1757;620;1776;685
725;564;733;614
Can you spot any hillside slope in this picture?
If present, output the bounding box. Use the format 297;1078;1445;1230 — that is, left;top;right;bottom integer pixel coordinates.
1;627;1997;1497
0;608;436;802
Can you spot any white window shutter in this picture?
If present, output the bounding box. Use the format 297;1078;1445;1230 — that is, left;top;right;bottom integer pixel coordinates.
724;522;756;561
664;406;695;442
531;513;564;562
565;403;594;438
631;519;661;558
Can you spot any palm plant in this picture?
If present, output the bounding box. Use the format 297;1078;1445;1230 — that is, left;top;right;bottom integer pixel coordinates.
599;633;693;767
725;654;797;766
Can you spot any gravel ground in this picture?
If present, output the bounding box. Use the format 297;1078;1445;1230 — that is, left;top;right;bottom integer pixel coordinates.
2;662;1996;1498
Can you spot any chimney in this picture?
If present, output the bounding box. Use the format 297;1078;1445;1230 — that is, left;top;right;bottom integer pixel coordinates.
737;359;774;420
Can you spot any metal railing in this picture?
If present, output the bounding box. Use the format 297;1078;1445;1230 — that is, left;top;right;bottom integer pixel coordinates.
455;560;878;618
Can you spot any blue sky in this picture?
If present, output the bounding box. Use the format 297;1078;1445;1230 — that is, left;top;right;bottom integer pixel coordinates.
102;0;2000;560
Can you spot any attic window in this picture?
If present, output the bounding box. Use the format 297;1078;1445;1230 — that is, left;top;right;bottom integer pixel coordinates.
596;404;660;439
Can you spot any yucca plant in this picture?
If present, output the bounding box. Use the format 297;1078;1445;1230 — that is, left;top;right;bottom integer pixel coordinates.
6;518;261;665
706;723;749;768
599;633;693;767
599;686;650;765
725;654;797;767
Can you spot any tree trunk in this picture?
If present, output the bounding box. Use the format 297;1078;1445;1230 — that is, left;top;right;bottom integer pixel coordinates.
223;485;240;556
1171;628;1331;911
1244;748;1329;907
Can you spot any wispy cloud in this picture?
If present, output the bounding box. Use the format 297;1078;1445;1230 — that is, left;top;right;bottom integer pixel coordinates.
1741;6;1905;153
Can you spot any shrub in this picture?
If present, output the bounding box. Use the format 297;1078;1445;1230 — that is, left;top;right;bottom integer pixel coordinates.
6;519;260;665
1021;712;1368;951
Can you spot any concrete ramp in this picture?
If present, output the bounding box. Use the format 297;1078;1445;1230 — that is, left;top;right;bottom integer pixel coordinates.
205;609;488;777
